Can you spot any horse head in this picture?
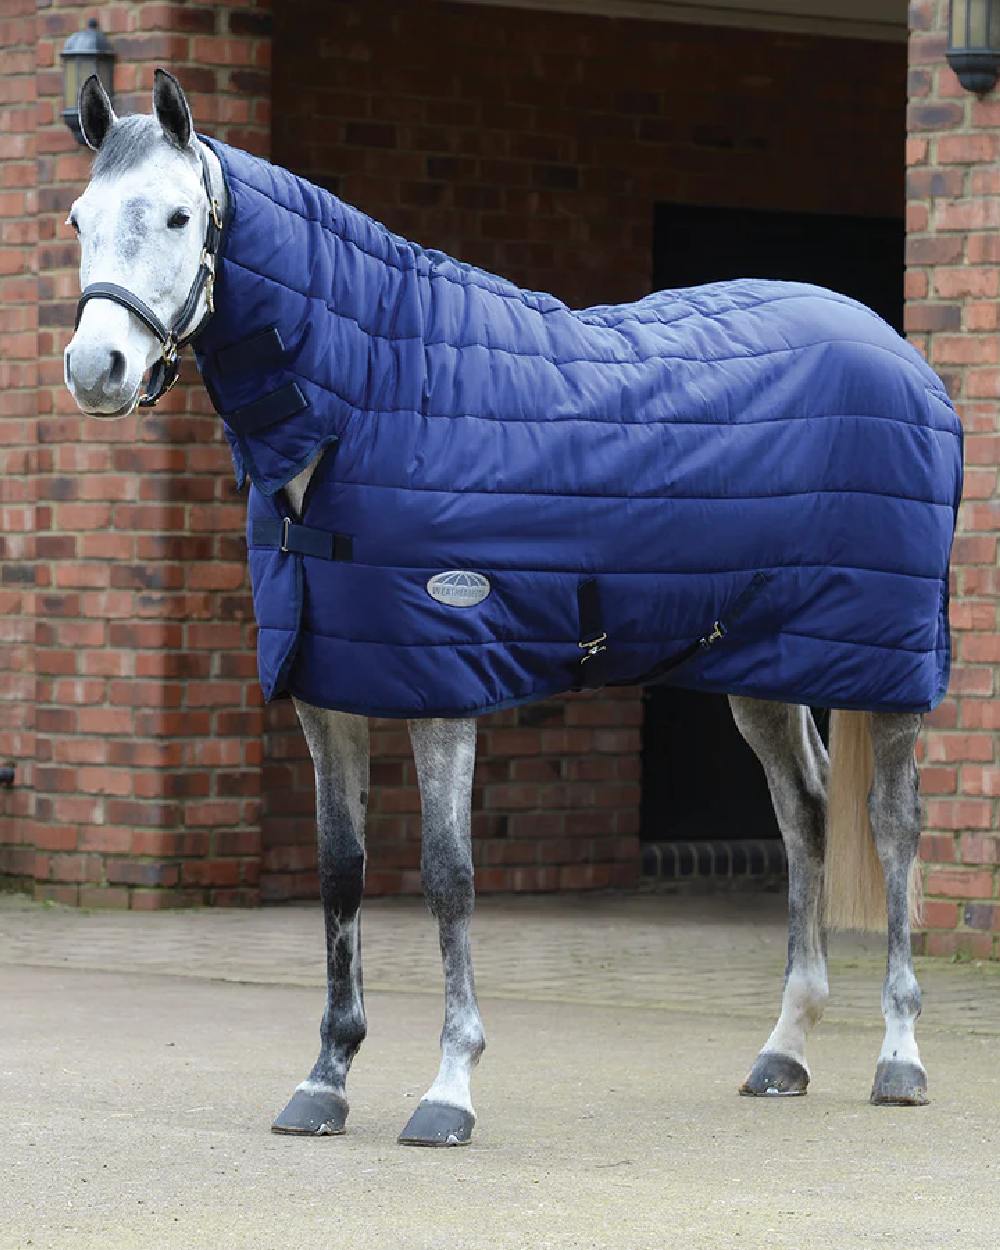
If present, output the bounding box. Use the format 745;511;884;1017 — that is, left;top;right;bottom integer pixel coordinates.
64;69;222;417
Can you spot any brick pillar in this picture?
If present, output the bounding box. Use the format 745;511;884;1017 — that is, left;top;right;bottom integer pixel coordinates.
5;1;273;907
908;0;1000;958
0;0;39;892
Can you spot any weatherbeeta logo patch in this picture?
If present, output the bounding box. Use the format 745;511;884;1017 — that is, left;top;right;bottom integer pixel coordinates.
426;571;491;607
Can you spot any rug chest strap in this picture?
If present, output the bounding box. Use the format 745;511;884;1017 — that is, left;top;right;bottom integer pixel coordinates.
251;517;353;561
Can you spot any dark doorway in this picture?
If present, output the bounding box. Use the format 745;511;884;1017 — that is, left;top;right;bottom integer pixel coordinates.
641;204;904;845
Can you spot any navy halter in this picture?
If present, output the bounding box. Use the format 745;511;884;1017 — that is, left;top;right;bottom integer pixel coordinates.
73;142;223;408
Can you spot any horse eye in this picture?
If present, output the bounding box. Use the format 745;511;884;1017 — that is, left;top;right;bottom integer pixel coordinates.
168;209;190;229
68;214;80;235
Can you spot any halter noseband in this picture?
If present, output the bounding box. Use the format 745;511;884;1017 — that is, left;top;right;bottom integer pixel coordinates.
74;143;223;409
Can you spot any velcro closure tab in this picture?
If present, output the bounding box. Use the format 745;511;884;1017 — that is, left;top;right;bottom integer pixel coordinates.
227;382;307;435
215;326;285;376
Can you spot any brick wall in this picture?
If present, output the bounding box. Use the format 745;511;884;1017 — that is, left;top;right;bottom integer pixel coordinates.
907;0;1000;959
0;0;38;894
260;0;907;900
0;0;272;908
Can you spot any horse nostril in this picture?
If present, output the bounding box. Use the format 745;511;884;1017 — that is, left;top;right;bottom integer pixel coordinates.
108;350;126;388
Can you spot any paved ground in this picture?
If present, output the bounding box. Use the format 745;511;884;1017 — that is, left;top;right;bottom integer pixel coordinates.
2;892;999;1249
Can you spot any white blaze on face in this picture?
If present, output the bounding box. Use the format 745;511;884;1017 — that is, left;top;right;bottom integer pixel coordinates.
64;140;208;417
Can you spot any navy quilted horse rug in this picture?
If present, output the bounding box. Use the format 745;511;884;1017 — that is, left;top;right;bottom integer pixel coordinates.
193;139;963;720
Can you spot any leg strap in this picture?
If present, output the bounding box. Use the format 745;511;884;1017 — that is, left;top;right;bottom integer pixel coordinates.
576;578;609;689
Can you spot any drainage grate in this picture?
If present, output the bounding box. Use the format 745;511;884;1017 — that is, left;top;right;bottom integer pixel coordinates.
641;838;787;883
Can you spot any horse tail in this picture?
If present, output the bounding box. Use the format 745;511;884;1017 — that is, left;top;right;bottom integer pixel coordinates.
823;709;924;932
824;710;885;931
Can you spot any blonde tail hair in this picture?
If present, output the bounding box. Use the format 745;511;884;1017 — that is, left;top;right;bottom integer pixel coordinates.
823;709;922;932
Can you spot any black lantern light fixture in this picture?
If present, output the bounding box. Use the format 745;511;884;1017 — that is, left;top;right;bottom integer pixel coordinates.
60;18;116;145
947;0;1000;94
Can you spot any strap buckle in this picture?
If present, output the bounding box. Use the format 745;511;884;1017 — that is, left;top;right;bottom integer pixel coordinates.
280;517;291;553
578;631;608;664
700;621;726;649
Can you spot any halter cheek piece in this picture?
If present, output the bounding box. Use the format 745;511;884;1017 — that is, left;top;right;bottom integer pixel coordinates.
74;144;223;409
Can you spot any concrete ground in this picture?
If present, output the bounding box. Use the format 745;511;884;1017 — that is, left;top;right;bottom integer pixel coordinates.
2;892;999;1250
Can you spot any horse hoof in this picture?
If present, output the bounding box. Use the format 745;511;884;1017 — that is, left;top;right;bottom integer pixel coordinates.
271;1087;349;1135
870;1060;929;1107
739;1052;810;1097
398;1100;475;1147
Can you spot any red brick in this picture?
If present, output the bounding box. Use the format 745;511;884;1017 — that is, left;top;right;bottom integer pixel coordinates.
925;800;995;831
920;832;957;863
962;902;1000;932
924;869;995;899
936;133;999;164
925;733;995;763
924;930;994;959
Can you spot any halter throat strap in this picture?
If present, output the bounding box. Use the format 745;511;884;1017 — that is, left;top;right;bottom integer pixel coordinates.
73;141;223;409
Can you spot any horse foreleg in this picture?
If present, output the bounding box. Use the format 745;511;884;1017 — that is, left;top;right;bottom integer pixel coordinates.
730;697;829;1097
272;702;369;1136
398;717;485;1147
868;711;928;1106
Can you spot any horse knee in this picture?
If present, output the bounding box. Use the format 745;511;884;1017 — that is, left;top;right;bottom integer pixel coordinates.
422;846;474;921
319;847;365;919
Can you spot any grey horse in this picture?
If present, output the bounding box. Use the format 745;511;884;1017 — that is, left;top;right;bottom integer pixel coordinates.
62;70;930;1147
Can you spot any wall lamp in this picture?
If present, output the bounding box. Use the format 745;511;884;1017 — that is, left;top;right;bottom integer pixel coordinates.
61;19;116;145
948;0;1000;93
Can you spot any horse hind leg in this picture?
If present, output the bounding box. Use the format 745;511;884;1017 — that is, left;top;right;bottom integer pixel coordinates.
272;703;369;1136
867;711;928;1107
398;718;485;1147
729;697;829;1097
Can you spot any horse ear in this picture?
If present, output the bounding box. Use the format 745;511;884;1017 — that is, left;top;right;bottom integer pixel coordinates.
152;68;194;149
79;74;117;152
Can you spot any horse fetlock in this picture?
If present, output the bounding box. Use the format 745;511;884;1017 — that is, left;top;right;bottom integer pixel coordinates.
442;1019;485;1062
789;968;829;1019
882;972;921;1025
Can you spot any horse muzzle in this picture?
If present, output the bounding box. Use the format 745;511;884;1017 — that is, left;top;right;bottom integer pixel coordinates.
64;341;141;417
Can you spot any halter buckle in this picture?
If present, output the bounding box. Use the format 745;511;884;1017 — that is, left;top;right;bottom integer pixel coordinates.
201;251;216;315
162;334;179;364
210;198;222;231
